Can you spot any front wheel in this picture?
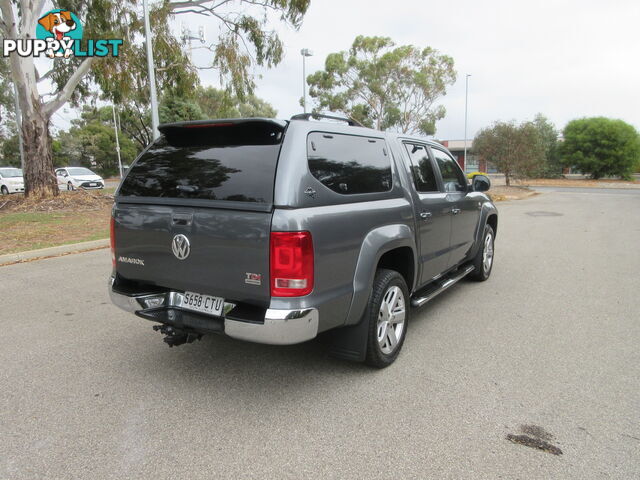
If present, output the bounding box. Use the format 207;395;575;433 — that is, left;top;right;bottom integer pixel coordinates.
364;269;410;368
67;182;75;191
1;185;9;195
469;224;495;281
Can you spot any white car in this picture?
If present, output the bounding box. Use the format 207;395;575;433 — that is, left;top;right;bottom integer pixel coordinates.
56;167;105;190
0;167;25;194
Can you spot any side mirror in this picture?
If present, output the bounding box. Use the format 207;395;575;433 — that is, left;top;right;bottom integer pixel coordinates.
472;174;491;192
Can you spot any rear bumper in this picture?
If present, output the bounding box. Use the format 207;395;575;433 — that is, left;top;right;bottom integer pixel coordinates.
109;276;318;345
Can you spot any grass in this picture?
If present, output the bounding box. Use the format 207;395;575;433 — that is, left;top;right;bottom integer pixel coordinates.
0;191;112;256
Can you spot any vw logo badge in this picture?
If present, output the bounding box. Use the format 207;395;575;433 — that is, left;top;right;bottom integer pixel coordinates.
171;234;191;260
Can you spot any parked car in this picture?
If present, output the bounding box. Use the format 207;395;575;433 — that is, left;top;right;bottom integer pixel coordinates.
56;167;104;190
0;167;25;194
109;114;497;367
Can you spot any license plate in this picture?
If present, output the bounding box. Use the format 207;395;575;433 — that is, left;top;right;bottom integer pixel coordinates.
89;183;96;186
180;291;225;317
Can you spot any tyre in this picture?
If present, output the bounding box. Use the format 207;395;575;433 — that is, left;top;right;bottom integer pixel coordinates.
1;185;8;195
469;223;495;281
364;268;410;368
67;182;75;191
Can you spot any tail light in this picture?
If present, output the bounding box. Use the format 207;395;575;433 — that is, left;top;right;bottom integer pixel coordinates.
270;231;314;297
110;215;116;268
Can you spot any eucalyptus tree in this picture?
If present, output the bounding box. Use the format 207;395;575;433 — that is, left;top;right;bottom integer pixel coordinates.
0;0;309;197
307;36;456;135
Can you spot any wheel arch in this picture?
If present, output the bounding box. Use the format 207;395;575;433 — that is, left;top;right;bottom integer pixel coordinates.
468;203;498;260
344;224;417;326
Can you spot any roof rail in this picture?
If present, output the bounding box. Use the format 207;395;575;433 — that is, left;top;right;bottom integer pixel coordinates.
290;113;364;128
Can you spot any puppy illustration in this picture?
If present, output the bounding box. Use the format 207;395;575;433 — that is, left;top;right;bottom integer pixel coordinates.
38;11;76;58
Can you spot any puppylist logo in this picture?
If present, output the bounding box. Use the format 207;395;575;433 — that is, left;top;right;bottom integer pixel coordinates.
2;9;122;59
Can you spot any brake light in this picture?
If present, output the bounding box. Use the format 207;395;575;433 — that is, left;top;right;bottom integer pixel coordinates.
270;232;314;297
184;123;234;128
110;215;116;267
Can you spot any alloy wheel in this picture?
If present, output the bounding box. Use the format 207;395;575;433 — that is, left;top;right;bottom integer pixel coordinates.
483;232;494;273
376;285;406;355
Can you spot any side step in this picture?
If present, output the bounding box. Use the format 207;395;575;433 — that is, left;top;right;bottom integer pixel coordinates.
411;265;475;308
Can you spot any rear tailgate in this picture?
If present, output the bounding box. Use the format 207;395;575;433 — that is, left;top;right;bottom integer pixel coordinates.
113;119;287;307
114;203;272;305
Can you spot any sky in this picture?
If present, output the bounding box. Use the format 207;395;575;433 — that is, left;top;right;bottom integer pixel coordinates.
50;0;640;141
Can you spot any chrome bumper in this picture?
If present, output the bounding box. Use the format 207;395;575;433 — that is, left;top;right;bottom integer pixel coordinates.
109;278;318;345
225;308;318;345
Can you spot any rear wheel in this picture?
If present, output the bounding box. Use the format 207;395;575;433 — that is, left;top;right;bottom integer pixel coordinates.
1;185;8;195
469;224;495;281
364;269;410;368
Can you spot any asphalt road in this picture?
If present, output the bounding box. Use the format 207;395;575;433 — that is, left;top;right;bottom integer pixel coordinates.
1;189;639;479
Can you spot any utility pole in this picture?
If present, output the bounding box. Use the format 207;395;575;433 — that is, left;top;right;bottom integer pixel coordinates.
464;74;471;168
300;48;313;113
181;24;206;62
13;83;24;170
143;0;160;141
112;104;123;178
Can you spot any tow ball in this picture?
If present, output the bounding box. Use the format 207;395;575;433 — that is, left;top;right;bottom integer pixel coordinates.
152;324;202;347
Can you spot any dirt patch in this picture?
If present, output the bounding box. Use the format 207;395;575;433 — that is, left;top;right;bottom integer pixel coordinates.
0;191;113;255
0;189;113;213
487;186;536;202
515;178;640;189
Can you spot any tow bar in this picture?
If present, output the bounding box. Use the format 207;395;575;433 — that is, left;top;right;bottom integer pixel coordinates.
153;324;202;347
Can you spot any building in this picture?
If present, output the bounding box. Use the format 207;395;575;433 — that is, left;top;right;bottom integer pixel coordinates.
438;140;496;174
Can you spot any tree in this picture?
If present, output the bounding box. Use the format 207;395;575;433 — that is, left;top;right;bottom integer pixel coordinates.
531;113;561;177
560;117;640;180
54;106;137;177
1;130;21;167
197;87;277;118
473;121;546;186
159;97;205;124
307;36;456;135
0;56;17;163
0;0;309;197
0;56;13;132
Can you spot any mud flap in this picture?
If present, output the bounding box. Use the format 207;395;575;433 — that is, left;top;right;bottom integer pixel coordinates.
327;316;370;362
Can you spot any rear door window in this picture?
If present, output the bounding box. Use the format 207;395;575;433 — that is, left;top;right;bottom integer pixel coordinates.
404;143;439;192
118;121;285;203
307;132;391;195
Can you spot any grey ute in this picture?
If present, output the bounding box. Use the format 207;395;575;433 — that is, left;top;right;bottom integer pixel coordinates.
109;114;498;368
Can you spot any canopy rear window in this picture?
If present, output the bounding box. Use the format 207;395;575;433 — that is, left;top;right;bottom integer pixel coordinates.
118;120;285;203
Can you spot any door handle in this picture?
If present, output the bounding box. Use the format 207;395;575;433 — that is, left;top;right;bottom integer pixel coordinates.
419;211;432;220
172;213;193;226
451;208;461;215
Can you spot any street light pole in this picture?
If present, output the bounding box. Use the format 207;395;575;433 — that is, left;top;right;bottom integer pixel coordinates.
463;74;471;168
112;104;123;178
300;48;313;113
143;0;160;141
